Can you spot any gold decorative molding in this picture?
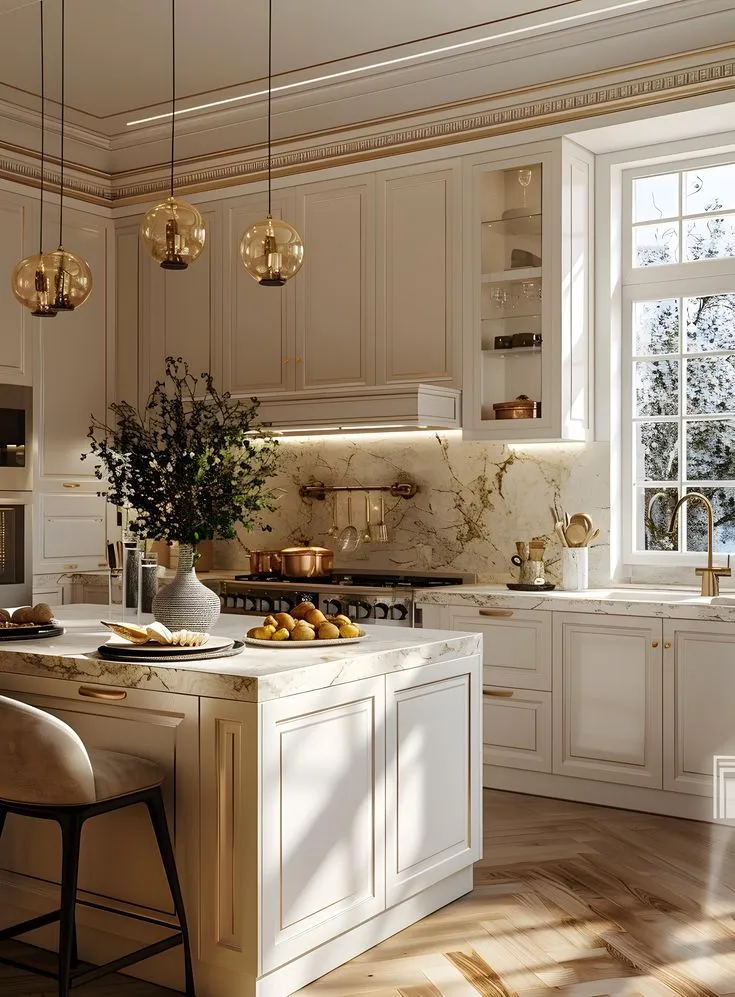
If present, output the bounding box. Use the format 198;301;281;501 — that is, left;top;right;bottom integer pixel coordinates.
2;51;735;207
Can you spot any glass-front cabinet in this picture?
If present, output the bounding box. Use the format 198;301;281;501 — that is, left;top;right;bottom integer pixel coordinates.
463;138;593;441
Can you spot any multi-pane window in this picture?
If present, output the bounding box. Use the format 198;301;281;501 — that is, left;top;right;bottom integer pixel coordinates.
625;160;735;559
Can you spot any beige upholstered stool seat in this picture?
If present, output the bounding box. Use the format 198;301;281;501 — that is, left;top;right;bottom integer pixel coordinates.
87;749;163;802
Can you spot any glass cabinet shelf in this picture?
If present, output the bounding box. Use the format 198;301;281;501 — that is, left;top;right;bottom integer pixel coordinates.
481;345;542;358
482;266;542;283
482;212;542;235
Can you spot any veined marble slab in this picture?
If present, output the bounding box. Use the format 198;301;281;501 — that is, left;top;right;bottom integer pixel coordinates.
416;583;735;622
0;606;481;703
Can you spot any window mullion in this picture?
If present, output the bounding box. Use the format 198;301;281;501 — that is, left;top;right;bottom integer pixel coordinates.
678;293;687;555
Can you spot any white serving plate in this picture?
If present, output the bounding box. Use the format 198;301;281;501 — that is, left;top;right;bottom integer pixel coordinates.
103;634;234;654
243;635;367;649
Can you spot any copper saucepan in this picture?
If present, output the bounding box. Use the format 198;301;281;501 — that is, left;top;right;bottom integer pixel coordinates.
248;550;283;574
279;546;334;578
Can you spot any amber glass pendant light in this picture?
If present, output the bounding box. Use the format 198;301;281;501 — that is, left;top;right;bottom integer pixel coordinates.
11;1;57;317
140;0;205;269
239;0;304;285
46;0;93;311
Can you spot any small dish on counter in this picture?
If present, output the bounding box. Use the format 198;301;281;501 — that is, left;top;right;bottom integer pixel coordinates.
101;634;235;655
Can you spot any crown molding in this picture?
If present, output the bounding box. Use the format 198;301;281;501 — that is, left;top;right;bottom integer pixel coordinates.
1;47;735;208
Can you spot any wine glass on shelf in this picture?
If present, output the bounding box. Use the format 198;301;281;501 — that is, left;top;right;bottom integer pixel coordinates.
489;286;507;312
517;168;533;208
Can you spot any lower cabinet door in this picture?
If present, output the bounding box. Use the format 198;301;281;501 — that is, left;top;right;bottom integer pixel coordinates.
385;654;482;907
259;677;386;972
483;687;551;773
664;620;735;797
553;613;663;788
0;675;198;920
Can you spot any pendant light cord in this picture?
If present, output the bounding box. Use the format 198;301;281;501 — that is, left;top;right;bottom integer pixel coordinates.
170;0;175;198
38;0;45;255
58;0;65;248
267;0;272;215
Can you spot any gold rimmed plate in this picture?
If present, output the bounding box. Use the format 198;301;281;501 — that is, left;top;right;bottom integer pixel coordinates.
243;635;368;649
100;635;234;655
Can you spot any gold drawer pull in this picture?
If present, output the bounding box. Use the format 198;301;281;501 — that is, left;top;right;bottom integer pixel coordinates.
479;609;514;618
651;640;659;648
664;641;671;649
483;688;514;698
62;482;81;488
78;685;127;701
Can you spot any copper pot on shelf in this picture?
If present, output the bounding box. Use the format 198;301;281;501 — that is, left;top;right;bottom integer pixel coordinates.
279;546;334;578
492;395;540;420
248;550;283;575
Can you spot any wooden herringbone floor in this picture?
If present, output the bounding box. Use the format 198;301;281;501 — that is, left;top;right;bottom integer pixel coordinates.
5;789;735;996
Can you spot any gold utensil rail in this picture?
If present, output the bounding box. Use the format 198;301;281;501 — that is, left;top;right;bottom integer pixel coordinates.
299;481;419;500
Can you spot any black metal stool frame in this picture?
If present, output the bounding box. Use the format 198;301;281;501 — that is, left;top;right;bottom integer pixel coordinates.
0;784;195;996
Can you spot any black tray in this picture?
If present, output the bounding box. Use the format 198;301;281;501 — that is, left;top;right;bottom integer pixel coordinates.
506;582;556;592
0;625;65;641
97;639;244;663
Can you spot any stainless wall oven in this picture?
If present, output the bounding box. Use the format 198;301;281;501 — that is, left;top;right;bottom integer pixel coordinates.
0;491;31;606
0;385;32;492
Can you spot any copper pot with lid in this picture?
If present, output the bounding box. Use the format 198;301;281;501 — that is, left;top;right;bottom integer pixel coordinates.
279;546;334;578
492;395;540;420
248;550;283;574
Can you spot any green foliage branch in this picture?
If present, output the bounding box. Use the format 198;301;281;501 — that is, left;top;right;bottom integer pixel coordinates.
83;356;279;547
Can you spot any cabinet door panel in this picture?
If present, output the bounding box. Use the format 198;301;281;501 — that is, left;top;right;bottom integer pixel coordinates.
36;492;106;571
448;607;551;691
554;613;662;787
385;654;481;907
664;621;735;797
296;179;374;389
377;166;459;385
0;193;32;385
36;211;109;481
0;676;198;921
226;198;294;395
483;688;551;773
260;677;385;972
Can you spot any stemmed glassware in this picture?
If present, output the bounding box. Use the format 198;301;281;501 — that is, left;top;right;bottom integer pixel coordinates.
517;168;533;207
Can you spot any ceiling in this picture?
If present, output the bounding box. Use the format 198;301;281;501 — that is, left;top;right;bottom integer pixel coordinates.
0;0;733;175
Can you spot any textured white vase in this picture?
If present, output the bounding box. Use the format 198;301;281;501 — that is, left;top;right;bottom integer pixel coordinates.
152;543;221;632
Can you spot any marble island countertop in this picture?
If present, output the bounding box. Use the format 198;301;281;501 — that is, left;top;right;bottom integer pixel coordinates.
0;606;480;703
415;583;735;621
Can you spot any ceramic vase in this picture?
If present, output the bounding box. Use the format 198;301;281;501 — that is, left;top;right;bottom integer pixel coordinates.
151;543;220;632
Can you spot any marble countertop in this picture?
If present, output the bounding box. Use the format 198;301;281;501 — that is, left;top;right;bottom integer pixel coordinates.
415;583;735;622
0;606;481;703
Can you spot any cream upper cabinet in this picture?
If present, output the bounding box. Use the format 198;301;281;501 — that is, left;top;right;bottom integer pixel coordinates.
462;137;592;441
35;206;111;483
295;177;375;390
663;620;735;798
553;613;663;788
141;204;221;398
0;188;34;386
376;162;461;387
224;194;296;396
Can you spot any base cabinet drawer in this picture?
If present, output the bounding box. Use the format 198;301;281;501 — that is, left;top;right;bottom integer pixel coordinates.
448;608;551;691
483;688;551;773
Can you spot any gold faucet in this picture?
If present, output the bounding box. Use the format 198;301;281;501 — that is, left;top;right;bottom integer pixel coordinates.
662;492;732;597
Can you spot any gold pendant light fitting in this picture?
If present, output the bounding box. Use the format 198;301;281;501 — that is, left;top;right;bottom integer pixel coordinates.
140;0;206;269
239;0;304;286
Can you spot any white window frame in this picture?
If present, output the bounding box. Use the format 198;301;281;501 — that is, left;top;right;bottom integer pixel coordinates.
622;151;735;568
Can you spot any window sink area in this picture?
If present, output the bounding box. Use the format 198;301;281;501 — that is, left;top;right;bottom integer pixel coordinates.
590;587;735;604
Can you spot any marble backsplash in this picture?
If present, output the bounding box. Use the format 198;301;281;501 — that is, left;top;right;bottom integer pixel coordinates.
213;432;611;586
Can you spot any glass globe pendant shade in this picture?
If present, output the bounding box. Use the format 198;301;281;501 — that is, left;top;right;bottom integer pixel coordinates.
140;196;206;270
239;214;304;286
44;247;93;311
11;254;58;317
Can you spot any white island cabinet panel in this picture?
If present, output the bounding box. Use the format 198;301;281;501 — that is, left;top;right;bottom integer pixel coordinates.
259;676;385;973
554;613;662;788
385;654;481;907
664;620;735;797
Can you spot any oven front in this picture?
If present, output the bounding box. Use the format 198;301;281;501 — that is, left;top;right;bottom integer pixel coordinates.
0;491;32;606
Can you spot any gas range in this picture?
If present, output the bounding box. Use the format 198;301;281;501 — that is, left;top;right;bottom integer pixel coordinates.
219;570;473;627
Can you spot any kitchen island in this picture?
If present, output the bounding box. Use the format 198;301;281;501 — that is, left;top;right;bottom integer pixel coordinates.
0;607;482;997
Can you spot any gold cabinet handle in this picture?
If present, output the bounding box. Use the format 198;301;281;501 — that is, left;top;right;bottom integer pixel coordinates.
282;357;290;364
664;641;671;649
62;482;81;488
651;640;659;648
483;688;514;698
295;356;303;363
63;563;79;570
78;685;127;701
479;609;514;618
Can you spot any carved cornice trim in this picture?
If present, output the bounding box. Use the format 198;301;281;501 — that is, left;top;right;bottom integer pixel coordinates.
0;155;112;206
2;53;735;207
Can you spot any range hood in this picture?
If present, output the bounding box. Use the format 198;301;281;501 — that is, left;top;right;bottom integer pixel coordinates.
255;383;461;436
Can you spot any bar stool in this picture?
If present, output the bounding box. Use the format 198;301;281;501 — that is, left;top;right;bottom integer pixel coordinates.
0;694;196;997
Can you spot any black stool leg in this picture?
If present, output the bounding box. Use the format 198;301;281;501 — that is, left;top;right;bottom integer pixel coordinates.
145;789;196;997
57;813;83;997
0;805;7;841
